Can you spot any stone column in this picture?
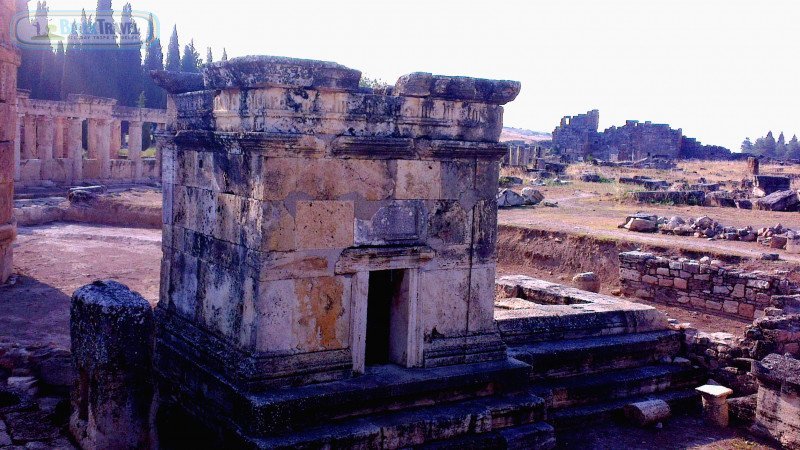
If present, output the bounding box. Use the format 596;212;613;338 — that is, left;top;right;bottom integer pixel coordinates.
13;115;21;181
70;280;154;450
96;120;112;179
22;114;36;159
110;120;122;158
86;119;99;160
53;117;65;159
36;116;54;161
128;121;143;180
67;118;84;182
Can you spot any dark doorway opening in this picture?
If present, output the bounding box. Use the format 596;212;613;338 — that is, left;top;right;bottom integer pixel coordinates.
365;270;405;366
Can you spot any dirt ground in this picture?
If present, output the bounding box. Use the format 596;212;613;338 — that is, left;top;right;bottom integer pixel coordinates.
0;223;161;349
557;413;777;450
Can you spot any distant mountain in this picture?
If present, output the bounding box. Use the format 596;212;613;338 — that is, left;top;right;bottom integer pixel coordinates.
500;127;551;143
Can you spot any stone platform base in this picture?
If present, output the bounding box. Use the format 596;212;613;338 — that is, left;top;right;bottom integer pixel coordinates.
155;352;554;449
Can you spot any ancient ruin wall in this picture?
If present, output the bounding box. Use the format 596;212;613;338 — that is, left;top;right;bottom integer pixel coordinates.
552;110;732;162
620;252;795;320
0;0;20;282
15;92;168;186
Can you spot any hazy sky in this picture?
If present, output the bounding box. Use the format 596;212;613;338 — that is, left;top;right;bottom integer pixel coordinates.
32;0;800;150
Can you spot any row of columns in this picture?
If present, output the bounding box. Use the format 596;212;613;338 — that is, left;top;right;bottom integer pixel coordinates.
504;146;542;167
15;114;154;184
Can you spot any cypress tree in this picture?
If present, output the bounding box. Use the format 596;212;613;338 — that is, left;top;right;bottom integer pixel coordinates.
116;3;143;106
165;26;180;71
180;39;201;73
142;14;165;107
206;47;213;65
221;48;228;61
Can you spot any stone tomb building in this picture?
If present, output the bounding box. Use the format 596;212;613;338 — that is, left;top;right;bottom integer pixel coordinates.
15;91;168;186
152;57;555;447
0;0;20;283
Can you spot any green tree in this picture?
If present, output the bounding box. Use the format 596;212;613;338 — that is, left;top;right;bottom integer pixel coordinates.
165;25;181;71
741;137;754;154
206;47;213;65
180;39;202;73
221;48;228;61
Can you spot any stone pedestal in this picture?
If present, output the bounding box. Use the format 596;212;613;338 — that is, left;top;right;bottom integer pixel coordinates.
70;280;154;450
696;384;733;427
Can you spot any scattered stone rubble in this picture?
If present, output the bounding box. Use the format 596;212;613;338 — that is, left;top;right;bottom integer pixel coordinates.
621;213;799;250
497;187;545;208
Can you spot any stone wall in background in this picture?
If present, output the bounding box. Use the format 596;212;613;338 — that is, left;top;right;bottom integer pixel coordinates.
552;110;732;162
620;252;796;320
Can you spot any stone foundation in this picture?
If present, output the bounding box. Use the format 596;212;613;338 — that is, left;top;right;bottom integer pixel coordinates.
620;252;795;320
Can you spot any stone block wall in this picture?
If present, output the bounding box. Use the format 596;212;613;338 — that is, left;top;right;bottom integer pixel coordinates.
153;58;520;396
620;252;795;320
0;0;19;283
752;354;800;449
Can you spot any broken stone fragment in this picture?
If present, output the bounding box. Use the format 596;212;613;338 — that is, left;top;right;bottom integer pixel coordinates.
70;280;154;450
623;399;671;427
572;272;601;293
521;188;544;205
393;72;521;105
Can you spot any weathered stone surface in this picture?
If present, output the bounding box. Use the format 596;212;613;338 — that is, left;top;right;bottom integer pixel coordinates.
752;354;800;449
753;176;791;198
755;190;799;212
153;55;524;446
70;280;153;450
204;56;362;91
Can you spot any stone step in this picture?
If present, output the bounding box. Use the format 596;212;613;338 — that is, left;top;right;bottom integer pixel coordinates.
239;359;531;436
508;330;682;381
532;363;704;410
548;389;700;430
248;391;551;449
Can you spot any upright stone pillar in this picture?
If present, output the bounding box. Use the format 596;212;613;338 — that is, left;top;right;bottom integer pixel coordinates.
36;116;54;161
70;280;154;450
110;120;122;157
14;115;21;181
86;119;99;159
22;114;36;159
0;0;18;284
53;117;65;158
67;118;83;182
93;119;112;179
128;121;143;180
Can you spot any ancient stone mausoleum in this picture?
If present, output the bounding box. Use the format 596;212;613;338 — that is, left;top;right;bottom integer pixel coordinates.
152;57;547;447
0;0;20;283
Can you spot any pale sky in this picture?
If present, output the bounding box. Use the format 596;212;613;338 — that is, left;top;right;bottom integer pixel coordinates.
33;0;800;150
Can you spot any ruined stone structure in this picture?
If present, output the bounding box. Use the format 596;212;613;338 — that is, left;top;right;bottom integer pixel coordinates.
620;252;796;320
15;91;168;187
503;142;541;167
551;110;600;161
149;57;562;447
752;354;800;449
552;110;732;162
0;0;20;283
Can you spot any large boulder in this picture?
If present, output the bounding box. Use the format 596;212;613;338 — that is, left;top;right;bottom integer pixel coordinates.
521;188;544;205
755;190;799;212
497;189;525;208
626;218;658;233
